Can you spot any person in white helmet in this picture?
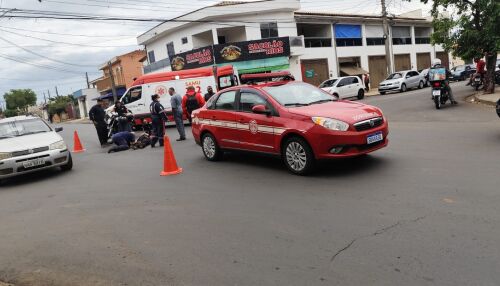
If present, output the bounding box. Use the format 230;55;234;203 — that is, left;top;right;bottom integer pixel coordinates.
430;59;457;104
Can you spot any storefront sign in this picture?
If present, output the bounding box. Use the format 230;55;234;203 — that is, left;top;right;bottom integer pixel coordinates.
170;46;214;71
214;37;290;64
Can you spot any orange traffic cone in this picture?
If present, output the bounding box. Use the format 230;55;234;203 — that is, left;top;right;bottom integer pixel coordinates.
160;135;182;176
72;131;85;153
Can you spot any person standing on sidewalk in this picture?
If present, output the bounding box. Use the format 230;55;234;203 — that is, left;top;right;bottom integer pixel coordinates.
364;74;370;92
182;86;205;124
168;87;186;141
89;98;109;147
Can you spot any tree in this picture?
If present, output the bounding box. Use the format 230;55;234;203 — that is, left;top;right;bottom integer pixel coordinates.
3;89;37;116
47;95;72;119
422;0;500;93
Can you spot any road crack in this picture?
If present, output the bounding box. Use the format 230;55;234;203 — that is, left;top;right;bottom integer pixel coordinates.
330;216;426;263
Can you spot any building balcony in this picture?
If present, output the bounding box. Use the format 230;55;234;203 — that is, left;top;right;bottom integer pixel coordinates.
92;73;126;92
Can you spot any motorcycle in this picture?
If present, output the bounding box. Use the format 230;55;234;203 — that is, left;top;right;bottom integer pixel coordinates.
472;73;483;91
106;112;134;139
431;80;450;110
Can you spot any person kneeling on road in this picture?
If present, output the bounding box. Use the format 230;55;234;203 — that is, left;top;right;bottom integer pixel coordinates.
108;131;136;153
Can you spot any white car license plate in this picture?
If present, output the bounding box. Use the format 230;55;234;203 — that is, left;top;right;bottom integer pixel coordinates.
432;90;441;96
367;131;383;144
23;158;45;168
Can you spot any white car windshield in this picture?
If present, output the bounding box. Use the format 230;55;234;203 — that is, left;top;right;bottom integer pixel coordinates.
319;79;338;88
387;73;403;80
263;82;336;107
0;119;51;139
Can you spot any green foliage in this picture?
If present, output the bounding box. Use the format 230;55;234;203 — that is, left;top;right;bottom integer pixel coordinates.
47;95;72;116
421;0;499;92
4;109;19;118
3;89;37;114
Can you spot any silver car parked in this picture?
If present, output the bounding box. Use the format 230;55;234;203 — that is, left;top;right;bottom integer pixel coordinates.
378;70;425;95
0;116;72;182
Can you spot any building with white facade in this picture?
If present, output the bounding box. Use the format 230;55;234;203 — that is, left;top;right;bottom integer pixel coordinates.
137;0;449;88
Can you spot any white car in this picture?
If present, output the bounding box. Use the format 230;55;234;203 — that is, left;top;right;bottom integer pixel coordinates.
319;76;365;100
0;116;72;183
378;70;425;95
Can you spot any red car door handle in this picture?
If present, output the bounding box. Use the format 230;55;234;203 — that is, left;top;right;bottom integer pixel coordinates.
238;119;245;123
211;116;216;120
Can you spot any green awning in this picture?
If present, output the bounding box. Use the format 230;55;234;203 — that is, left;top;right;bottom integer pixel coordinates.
218;56;289;74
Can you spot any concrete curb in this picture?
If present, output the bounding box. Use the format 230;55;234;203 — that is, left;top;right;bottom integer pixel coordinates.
472;92;499;107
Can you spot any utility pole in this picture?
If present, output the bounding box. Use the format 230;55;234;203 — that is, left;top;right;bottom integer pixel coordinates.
85;72;90;89
55;86;59;97
381;0;393;75
108;61;117;102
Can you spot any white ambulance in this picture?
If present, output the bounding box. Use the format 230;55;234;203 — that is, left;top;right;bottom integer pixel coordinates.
111;65;238;126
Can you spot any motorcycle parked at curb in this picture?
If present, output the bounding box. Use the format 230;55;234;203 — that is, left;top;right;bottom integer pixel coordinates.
431;80;450;110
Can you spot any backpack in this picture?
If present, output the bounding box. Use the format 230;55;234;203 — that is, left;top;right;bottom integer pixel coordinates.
186;95;200;112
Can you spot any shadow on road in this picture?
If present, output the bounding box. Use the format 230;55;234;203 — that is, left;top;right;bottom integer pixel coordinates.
0;169;71;188
221;151;388;177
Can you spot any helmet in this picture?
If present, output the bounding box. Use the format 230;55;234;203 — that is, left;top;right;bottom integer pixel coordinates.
432;59;442;67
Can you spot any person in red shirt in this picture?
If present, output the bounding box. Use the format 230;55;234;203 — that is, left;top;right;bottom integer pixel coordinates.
467;57;486;86
182;86;205;124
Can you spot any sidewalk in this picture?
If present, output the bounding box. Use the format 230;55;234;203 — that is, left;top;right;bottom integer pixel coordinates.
472;90;500;106
365;90;380;97
63;118;92;124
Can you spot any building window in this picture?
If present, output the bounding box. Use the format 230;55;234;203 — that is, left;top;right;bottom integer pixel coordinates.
335;24;362;47
366;38;385;45
181;37;188;44
166;42;175;58
392;26;412;45
218;36;227;44
148;50;156;64
260;22;278;39
365;25;385;46
414;27;431;44
297;23;332;48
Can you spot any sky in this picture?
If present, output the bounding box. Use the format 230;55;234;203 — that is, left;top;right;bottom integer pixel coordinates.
0;0;430;106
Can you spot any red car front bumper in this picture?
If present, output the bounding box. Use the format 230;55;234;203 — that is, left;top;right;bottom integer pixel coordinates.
305;121;389;159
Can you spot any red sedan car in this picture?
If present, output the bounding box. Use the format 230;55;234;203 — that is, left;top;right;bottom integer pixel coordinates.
191;74;388;175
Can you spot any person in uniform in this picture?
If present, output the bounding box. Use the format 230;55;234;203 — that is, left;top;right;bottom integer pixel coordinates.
89;98;109;147
108;131;136;153
150;94;167;147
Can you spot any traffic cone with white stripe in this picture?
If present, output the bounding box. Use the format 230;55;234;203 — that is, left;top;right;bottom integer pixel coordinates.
160;135;182;176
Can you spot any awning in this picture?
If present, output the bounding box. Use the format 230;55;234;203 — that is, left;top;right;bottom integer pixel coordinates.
340;65;368;75
93;87;126;101
218;56;290;74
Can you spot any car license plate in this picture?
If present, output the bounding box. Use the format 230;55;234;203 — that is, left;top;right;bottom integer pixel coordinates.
22;158;45;168
367;131;383;144
432;90;441;96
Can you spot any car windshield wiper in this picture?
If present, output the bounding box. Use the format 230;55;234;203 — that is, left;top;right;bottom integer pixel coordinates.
0;135;14;140
284;103;310;107
310;99;334;105
18;130;47;136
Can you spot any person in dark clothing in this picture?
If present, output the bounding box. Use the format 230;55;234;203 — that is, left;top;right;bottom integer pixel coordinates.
107;131;135;153
204;86;215;102
150;94;167;148
89;99;109;147
113;100;132;132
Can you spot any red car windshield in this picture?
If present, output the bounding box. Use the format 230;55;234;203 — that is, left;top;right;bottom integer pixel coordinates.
262;82;336;107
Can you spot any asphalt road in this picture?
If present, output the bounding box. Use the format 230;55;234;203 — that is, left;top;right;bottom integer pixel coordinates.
1;83;499;286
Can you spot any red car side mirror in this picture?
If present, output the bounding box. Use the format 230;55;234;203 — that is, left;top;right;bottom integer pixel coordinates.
252;104;271;116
